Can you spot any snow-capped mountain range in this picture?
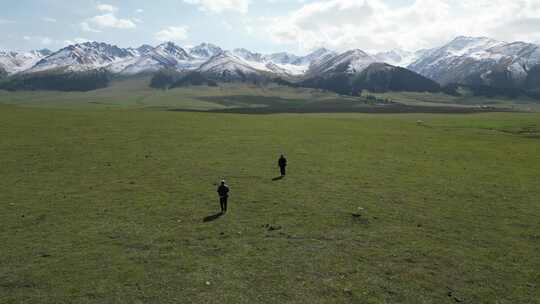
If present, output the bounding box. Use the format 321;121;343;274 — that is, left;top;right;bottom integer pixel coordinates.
1;36;540;91
408;36;540;87
0;49;52;75
306;49;376;76
1;41;336;78
374;49;427;68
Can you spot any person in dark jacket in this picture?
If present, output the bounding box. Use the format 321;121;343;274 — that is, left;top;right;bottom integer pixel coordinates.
278;154;287;177
217;180;230;213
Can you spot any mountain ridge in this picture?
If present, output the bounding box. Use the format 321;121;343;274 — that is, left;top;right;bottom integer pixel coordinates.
407;36;540;89
1;36;540;96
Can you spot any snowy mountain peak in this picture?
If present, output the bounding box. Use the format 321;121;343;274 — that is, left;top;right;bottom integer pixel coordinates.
189;43;222;59
306;48;376;76
197;51;267;80
29;42;135;73
3;35;540;89
119;42;202;75
0;48;54;74
137;44;154;54
442;36;504;57
408;36;540;86
233;48;264;62
155;42;192;59
66;42;131;56
345;49;372;58
373;49;421;67
33;49;53;57
64;42;133;58
292;48;336;66
450;35;499;44
264;52;300;65
309;48;333;56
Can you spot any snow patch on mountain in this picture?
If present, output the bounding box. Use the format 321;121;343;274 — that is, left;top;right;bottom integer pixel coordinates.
374;49;423;67
0;49;51;74
409;36;540;86
231;48;315;76
265;52;300;65
29;42;134;73
1;40;341;78
120;42;205;75
7;36;538;89
189;43;222;59
294;48;336;67
197;51;266;79
307;49;376;76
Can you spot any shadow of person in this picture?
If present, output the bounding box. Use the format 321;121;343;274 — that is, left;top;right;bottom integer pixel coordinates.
203;212;223;223
272;176;284;181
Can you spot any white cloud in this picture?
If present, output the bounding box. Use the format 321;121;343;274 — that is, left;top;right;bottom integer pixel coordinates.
88;14;136;29
183;0;250;14
266;0;540;53
135;9;144;13
97;4;118;13
81;3;136;32
42;17;57;23
155;26;189;42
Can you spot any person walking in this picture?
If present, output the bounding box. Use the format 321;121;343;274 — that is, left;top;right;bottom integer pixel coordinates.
278;154;288;177
217;180;230;213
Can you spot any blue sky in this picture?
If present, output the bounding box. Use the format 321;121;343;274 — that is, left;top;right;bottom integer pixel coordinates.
1;0;539;54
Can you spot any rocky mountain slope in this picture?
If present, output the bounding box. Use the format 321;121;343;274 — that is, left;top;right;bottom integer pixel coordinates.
0;49;52;74
408;36;540;89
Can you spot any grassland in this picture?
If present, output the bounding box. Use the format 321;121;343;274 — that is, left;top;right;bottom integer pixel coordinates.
1;91;539;303
367;91;540;112
1;81;540;303
1;77;537;113
0;77;366;111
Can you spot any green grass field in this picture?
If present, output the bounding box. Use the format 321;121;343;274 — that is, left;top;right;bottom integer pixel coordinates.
1;84;540;303
0;77;367;111
2;77;538;113
367;91;540;112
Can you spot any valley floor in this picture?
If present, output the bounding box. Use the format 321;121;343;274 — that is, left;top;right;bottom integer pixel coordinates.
1;77;537;113
0;101;539;303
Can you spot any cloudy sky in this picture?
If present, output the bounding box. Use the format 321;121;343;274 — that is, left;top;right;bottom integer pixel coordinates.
1;0;540;54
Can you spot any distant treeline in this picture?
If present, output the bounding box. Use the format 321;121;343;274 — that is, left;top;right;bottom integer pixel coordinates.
0;69;112;91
